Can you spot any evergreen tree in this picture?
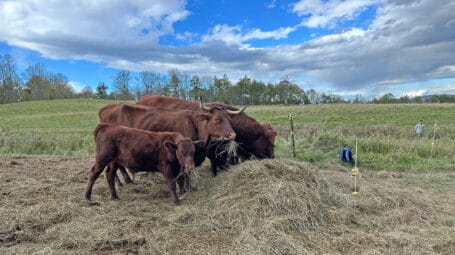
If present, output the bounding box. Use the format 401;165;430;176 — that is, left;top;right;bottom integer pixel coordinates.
189;75;203;100
168;69;180;97
95;82;108;99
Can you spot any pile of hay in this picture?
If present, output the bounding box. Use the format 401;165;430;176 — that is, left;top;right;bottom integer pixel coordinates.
1;155;453;254
194;159;341;254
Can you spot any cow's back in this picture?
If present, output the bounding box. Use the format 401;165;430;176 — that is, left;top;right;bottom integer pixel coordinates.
100;103;148;127
100;103;198;140
98;103;122;122
137;95;200;111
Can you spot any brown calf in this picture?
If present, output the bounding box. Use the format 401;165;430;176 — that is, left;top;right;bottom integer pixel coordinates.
85;123;204;205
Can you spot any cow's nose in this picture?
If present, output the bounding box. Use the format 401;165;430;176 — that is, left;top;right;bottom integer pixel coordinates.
228;132;236;140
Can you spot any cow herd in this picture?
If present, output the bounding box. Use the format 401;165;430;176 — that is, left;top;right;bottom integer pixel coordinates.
84;95;278;205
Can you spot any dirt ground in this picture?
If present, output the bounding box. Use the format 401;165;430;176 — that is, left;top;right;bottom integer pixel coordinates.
0;154;454;254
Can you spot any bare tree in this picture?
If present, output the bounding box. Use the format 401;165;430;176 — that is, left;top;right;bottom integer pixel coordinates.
0;54;22;103
112;70;133;100
140;71;161;95
24;63;47;100
180;72;190;100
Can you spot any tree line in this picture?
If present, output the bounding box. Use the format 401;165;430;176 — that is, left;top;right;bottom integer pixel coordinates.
93;69;314;105
1;54;454;104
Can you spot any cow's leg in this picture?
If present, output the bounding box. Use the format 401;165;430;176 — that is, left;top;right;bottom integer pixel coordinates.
119;166;133;184
177;172;195;194
194;144;208;167
106;162;120;200
218;156;230;170
85;160;109;200
115;172;123;187
176;173;186;195
162;169;180;206
228;154;240;166
209;158;218;176
183;174;192;193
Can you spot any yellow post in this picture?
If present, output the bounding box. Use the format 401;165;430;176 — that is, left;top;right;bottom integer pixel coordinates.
351;137;360;217
351;167;359;195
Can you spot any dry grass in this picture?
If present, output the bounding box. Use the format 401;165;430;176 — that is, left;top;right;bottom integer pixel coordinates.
1;155;454;254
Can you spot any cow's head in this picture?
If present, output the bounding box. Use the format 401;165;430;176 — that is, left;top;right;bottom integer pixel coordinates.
251;124;277;159
165;138;205;173
194;99;241;141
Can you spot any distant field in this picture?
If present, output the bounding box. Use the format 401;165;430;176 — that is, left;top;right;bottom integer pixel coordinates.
0;99;454;170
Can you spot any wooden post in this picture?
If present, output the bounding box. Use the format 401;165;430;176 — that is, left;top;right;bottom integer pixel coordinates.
288;114;296;158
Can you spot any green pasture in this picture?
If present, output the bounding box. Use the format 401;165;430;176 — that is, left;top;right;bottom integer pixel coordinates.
0;99;454;171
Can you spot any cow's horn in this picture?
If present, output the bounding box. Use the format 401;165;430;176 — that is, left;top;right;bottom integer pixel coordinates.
199;97;212;111
226;105;247;115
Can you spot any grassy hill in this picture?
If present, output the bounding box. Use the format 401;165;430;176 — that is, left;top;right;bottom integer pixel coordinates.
0;99;454;170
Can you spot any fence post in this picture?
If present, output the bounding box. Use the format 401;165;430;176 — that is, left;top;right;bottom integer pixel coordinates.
288;114;296;158
429;122;437;160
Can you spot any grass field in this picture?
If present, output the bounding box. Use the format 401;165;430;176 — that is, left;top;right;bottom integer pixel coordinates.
0;99;454;171
1;99;454;254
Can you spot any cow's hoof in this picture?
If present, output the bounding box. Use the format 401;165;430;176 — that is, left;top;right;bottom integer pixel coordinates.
184;185;197;192
111;196;120;200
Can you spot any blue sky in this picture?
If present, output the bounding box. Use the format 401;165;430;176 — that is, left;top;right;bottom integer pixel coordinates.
1;0;454;99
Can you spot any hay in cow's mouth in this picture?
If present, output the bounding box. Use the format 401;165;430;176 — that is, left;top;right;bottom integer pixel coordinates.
217;140;239;159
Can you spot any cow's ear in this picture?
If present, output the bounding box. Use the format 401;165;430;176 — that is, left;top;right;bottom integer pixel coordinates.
265;129;278;143
193;140;206;148
195;113;210;121
164;141;177;150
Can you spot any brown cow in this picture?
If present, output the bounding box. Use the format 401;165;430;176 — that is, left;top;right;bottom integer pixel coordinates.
136;96;277;175
99;103;236;142
136;95;246;114
98;102;236;187
85;123;204;205
204;115;277;175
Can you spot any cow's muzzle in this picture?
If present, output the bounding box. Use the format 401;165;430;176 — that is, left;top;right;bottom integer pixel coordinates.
227;132;236;140
184;164;195;173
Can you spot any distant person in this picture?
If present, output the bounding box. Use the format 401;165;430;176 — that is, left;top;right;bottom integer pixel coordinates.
339;146;355;165
415;120;424;137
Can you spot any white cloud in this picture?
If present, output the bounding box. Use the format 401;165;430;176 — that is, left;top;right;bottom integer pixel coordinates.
202;25;244;46
402;89;427;97
292;0;381;28
429;84;455;95
0;0;189;58
175;31;199;43
243;26;298;41
427;65;455;79
265;0;277;9
0;0;454;99
202;24;298;46
68;81;85;93
308;28;366;45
